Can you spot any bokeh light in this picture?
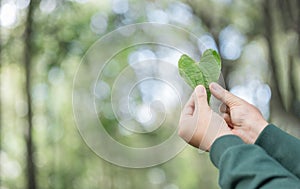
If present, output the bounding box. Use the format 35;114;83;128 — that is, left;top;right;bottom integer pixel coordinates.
1;0;299;188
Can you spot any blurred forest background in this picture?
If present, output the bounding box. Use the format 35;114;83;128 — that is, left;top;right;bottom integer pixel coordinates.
1;0;300;188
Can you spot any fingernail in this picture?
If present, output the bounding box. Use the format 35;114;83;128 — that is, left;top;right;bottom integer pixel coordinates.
196;85;205;94
211;82;222;93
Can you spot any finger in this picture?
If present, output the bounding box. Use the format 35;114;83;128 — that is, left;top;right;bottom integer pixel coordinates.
222;113;233;128
222;113;230;122
209;82;243;108
182;93;195;116
219;103;229;114
194;85;210;114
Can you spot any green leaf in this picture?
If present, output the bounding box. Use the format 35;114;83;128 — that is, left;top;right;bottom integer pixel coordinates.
178;49;222;102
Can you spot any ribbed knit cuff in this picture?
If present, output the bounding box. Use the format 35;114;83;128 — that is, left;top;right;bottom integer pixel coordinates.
255;124;278;147
210;135;245;168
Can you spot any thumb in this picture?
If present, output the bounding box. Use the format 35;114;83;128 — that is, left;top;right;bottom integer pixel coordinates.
209;82;242;107
194;85;210;114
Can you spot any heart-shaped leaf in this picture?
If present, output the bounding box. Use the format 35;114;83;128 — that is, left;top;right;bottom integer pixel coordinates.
178;49;222;102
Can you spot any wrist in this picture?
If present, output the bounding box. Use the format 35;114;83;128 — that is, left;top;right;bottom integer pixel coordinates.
208;130;233;150
255;119;268;138
218;130;234;138
248;119;269;144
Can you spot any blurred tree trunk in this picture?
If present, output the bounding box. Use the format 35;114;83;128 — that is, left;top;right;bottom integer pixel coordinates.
0;0;2;185
24;0;37;189
264;0;300;133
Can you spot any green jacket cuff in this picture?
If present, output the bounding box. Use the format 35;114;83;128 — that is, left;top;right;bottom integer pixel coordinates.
255;124;279;151
210;135;245;168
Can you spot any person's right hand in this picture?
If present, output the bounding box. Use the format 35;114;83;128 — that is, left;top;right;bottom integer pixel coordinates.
209;82;269;144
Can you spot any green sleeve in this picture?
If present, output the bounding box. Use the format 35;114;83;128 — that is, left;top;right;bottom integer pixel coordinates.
255;124;300;179
210;135;300;189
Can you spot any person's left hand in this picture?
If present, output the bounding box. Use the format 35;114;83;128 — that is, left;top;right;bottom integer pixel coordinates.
178;85;233;151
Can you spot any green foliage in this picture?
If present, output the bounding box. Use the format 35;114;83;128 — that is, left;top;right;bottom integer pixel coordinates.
3;0;299;188
178;49;222;102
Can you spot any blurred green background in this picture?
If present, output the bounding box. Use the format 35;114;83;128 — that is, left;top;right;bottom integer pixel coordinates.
1;0;300;188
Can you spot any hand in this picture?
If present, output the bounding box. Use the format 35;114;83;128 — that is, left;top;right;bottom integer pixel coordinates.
178;85;233;151
209;82;269;144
